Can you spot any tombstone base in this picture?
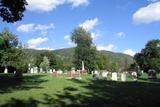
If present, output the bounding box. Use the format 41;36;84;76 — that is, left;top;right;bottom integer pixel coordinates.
67;77;73;79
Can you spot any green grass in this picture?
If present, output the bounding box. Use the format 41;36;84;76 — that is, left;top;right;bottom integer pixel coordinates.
0;73;160;107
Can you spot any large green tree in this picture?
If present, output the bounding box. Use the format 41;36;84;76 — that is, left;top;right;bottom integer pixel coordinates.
0;0;27;23
0;29;28;79
71;27;97;72
134;39;160;73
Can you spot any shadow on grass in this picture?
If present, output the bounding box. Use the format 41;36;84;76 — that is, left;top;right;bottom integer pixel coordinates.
2;76;160;107
1;97;39;107
32;78;160;107
46;79;160;107
0;74;47;94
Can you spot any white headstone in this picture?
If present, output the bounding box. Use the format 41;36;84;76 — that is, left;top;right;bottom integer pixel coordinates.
53;69;55;72
91;71;94;75
57;70;63;74
131;71;137;81
34;67;38;74
93;70;99;80
141;70;143;74
31;68;34;73
40;68;43;73
28;63;31;72
112;72;117;81
71;67;76;74
82;61;85;71
121;72;126;82
102;71;108;80
4;68;8;74
94;70;98;75
49;69;53;74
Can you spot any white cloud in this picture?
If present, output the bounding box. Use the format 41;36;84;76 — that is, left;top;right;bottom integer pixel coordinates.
64;35;74;45
116;32;126;38
26;0;65;12
17;24;34;32
67;0;89;7
133;2;160;24
91;32;100;40
123;49;136;56
97;44;115;51
79;18;98;31
26;0;90;12
34;24;55;31
27;37;48;48
17;23;55;36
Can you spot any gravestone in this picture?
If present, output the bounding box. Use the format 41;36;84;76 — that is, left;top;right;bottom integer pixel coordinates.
4;68;7;74
28;63;31;73
148;69;157;80
93;70;99;80
111;72;117;81
67;71;73;79
102;71;109;80
91;71;94;75
40;68;43;73
57;70;63;74
33;67;38;74
75;70;81;80
131;71;137;81
71;67;76;74
53;69;55;72
141;70;144;74
82;61;85;71
30;68;34;74
121;72;126;82
49;69;52;74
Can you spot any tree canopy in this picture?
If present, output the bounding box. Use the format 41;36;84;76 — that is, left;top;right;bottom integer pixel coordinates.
0;0;27;23
134;39;160;73
71;27;97;72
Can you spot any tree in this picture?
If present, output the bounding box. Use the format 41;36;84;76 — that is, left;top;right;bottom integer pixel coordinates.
96;53;108;70
71;27;97;72
110;62;118;72
0;28;18;49
134;39;160;73
0;28;19;67
40;56;50;73
0;0;27;23
0;29;28;79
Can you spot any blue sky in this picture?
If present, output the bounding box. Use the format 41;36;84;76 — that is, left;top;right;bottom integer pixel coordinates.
0;0;160;56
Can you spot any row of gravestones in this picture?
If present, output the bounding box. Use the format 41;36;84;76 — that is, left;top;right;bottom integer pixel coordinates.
29;67;63;74
92;71;138;82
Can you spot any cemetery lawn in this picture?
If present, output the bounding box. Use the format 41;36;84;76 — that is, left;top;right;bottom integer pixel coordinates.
0;73;160;107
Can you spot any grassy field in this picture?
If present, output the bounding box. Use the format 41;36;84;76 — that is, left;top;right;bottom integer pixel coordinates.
0;73;160;107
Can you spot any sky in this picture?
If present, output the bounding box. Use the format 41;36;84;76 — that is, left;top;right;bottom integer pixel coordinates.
0;0;160;56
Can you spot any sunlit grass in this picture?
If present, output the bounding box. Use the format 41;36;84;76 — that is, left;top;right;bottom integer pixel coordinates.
0;73;160;107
